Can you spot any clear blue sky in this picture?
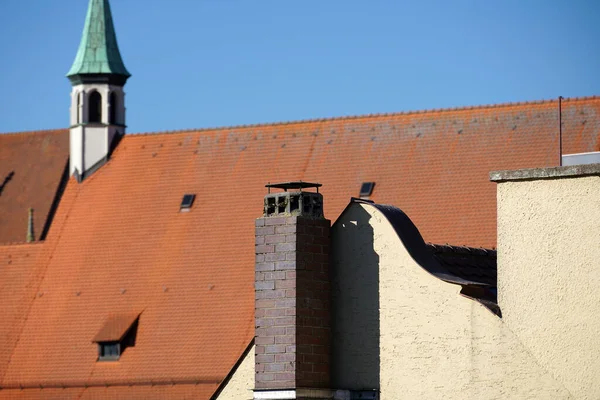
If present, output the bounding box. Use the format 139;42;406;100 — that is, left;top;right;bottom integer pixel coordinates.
1;0;598;134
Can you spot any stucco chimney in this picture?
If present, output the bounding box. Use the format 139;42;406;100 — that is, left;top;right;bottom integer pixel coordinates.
254;182;332;400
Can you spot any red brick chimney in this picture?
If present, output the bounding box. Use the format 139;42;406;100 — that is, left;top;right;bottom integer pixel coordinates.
254;182;331;400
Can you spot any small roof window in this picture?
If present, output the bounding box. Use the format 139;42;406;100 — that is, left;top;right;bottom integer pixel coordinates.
98;341;121;361
180;194;196;212
359;182;375;198
93;313;140;361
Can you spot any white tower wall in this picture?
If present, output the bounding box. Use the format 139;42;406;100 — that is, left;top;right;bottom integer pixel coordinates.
69;83;126;178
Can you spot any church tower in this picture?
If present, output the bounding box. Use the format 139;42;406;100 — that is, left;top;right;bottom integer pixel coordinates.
67;0;130;181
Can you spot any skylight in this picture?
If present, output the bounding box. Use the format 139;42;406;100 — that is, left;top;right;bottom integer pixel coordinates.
180;194;196;212
359;182;375;198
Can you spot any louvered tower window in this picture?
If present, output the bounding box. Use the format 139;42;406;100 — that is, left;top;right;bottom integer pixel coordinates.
109;92;117;124
88;91;102;123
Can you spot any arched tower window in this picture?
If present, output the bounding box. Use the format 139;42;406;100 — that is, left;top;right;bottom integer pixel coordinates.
109;92;117;125
89;91;102;123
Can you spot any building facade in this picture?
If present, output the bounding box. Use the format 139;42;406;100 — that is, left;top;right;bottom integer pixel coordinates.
0;0;599;399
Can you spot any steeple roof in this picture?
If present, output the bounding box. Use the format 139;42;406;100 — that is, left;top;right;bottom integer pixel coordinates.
67;0;130;82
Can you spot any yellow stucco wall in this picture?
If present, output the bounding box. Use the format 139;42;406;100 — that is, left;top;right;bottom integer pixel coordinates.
497;175;600;399
216;345;254;400
333;203;572;399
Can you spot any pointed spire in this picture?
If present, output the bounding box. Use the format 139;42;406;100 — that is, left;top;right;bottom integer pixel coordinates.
26;208;34;243
67;0;130;84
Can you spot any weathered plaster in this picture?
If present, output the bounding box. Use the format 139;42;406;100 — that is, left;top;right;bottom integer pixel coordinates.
497;175;600;399
490;163;600;182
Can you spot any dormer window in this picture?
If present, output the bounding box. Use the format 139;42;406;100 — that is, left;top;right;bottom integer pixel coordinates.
93;313;140;361
99;342;121;361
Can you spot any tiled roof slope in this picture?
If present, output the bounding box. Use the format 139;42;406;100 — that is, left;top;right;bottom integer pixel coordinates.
0;129;69;243
0;384;218;399
0;168;255;396
132;96;598;249
0;244;46;383
0;96;598;397
1;97;598;248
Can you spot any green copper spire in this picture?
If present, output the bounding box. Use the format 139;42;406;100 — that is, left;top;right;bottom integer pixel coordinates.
67;0;130;83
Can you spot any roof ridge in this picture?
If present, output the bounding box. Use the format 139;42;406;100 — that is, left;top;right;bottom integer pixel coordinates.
1;95;597;138
126;95;600;137
0;128;67;137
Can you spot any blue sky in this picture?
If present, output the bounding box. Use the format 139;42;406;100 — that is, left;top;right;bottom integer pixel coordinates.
0;0;598;134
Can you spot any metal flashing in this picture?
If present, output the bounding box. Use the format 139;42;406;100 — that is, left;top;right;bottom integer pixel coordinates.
265;181;322;192
562;151;600;167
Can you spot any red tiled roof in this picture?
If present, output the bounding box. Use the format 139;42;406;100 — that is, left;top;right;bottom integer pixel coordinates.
0;244;46;382
0;129;69;244
124;96;599;248
0;165;255;396
0;96;598;398
0;384;219;399
93;313;140;342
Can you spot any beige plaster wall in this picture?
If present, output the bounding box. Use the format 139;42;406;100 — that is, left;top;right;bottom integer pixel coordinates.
497;175;600;399
333;203;572;399
331;204;380;389
216;345;254;400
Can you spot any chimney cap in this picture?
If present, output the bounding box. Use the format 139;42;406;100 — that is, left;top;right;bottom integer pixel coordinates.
265;181;321;193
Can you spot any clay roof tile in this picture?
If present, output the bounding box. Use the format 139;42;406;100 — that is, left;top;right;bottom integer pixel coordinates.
1;96;599;398
93;313;140;342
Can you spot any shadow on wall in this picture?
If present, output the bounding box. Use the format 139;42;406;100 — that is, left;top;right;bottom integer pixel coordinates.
331;204;380;390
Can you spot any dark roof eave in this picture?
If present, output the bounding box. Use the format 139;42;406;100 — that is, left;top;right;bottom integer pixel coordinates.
67;73;130;86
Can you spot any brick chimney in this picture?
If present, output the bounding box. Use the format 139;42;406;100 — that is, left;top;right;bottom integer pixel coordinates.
254;182;332;400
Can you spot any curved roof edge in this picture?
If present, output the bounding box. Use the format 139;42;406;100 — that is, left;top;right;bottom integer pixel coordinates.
343;198;501;317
